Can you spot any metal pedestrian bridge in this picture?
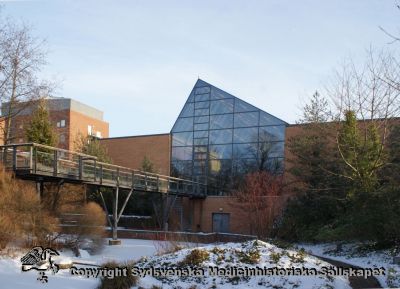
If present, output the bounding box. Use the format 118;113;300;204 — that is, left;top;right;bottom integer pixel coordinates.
0;143;206;242
0;143;206;197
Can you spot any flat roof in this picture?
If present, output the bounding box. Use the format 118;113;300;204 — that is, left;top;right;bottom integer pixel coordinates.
100;133;170;140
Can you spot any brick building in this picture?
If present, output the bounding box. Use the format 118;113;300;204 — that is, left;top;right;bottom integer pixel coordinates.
1;97;109;150
101;79;294;235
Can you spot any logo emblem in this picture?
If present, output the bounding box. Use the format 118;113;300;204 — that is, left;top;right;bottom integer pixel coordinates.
21;246;60;283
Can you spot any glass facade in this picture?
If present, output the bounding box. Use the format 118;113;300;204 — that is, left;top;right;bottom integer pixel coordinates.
171;79;287;195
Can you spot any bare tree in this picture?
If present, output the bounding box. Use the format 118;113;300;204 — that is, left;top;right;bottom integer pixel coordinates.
326;49;400;188
233;171;284;238
379;1;400;44
0;16;51;144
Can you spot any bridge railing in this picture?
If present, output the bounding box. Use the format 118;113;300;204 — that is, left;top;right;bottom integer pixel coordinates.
0;143;206;197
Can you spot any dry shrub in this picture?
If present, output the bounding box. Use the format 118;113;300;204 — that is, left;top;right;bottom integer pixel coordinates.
42;183;86;214
97;261;138;289
180;248;210;266
153;237;185;255
63;202;106;253
152;232;200;255
0;166;60;250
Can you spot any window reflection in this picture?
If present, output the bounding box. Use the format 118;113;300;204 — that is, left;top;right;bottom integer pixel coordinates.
172;146;192;161
234;112;259;128
171;80;287;195
172;117;193;132
210;99;234;114
209;144;232;159
209;129;232;144
210;114;233;129
172;132;193;146
233;127;258;143
259;125;285;142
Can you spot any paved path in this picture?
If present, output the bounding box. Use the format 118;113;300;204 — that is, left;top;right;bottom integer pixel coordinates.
314;255;382;289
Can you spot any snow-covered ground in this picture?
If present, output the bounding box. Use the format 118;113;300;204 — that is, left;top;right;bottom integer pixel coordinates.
0;239;162;289
0;238;352;289
136;240;351;289
296;242;400;288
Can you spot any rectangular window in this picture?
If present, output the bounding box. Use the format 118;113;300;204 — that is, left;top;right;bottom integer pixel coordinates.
210;114;233;129
259;125;285;142
233;127;258;143
194;137;208;145
209;129;232;144
209;144;232;159
194;123;209;131
194;101;210;109
172;132;193;146
57;119;66;128
172;146;193;161
234;112;259;128
194;93;210;102
194;108;209;116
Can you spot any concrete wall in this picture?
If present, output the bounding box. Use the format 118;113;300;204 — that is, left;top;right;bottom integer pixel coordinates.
100;134;171;175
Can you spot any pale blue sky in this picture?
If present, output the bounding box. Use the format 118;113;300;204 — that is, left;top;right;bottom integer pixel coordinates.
2;0;399;137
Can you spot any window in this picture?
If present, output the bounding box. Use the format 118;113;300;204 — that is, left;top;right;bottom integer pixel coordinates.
170;79;287;196
172;146;193;161
59;134;66;143
88;125;92;135
209;144;232;159
209;129;232;144
57;119;66;128
172;117;193;132
233;127;258;143
259;125;285;142
234;112;259;128
210;114;233;129
210;99;234;114
172;132;193;146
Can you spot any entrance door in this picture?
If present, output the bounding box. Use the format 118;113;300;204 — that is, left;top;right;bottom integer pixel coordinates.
212;213;230;233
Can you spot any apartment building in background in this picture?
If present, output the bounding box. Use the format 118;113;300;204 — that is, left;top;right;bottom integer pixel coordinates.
0;97;109;150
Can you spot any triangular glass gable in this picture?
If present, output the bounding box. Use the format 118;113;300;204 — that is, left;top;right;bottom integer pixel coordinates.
171;79;287;196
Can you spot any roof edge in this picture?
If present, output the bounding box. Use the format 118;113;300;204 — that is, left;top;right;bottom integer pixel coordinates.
100;133;170;141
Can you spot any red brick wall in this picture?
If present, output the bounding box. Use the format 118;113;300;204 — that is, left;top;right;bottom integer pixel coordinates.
189;195;290;235
2;109;109;151
69;110;109;150
100;134;171;175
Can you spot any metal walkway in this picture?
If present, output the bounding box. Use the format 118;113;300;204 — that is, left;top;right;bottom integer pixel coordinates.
0;143;206;242
0;143;206;197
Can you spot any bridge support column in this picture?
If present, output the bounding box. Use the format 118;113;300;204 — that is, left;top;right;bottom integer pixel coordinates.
108;186;135;245
36;181;44;200
161;194;177;231
109;186;121;245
